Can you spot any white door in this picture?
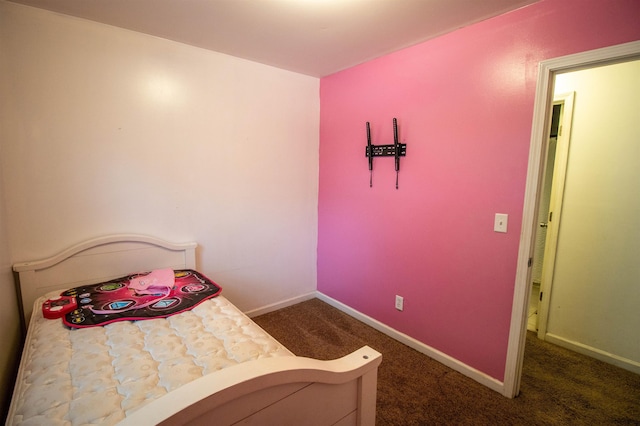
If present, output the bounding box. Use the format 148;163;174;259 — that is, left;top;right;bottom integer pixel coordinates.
528;102;561;332
535;92;574;338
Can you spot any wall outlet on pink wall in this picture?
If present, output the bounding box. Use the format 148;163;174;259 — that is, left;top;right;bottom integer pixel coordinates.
494;214;508;233
395;295;404;311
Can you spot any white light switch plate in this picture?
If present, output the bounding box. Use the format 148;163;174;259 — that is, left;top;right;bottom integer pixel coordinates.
494;213;508;233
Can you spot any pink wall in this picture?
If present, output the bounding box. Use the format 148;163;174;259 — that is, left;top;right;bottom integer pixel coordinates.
317;0;640;381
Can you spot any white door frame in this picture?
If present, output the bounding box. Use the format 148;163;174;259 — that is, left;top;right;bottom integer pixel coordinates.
502;40;640;398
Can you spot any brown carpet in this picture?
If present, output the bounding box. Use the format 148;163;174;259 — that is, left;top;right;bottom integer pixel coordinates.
253;298;640;425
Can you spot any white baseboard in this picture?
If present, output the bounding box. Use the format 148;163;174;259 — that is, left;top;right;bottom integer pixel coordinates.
315;292;506;395
244;291;317;318
545;333;640;375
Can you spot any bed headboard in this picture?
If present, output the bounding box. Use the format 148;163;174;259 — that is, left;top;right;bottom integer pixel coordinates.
13;234;197;330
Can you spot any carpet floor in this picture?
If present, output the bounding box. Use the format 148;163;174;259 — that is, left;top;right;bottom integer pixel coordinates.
253;298;640;425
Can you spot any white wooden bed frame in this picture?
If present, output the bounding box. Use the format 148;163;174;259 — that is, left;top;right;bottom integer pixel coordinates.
11;234;382;425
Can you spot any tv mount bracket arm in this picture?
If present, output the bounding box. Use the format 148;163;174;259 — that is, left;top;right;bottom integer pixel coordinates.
365;118;407;189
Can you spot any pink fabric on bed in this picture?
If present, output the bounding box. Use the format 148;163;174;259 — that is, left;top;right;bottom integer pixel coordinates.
128;268;175;294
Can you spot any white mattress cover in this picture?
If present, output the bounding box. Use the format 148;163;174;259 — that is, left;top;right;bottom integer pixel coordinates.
7;294;293;425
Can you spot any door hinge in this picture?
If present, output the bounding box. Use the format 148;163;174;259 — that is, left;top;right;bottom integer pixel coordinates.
549;211;553;222
528;258;533;267
539;291;543;301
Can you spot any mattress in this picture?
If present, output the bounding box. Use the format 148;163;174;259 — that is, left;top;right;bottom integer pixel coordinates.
8;293;293;426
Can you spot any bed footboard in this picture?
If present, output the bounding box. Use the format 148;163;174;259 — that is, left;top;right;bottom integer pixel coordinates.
118;346;382;426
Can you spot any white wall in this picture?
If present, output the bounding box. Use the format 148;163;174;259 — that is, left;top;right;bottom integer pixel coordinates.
547;60;640;369
0;2;319;314
0;4;25;418
0;143;21;420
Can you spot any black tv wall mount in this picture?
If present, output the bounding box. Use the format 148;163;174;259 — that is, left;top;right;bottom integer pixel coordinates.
365;118;407;189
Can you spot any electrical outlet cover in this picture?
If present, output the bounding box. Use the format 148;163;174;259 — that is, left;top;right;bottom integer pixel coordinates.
395;295;404;311
494;213;508;233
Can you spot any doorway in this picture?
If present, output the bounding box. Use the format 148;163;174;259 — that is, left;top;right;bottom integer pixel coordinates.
537;60;640;366
503;40;640;398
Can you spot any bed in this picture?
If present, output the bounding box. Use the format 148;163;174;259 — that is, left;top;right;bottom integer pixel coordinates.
7;234;381;425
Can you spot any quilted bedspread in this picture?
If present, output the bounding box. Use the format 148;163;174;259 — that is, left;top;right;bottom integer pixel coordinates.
8;295;293;425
